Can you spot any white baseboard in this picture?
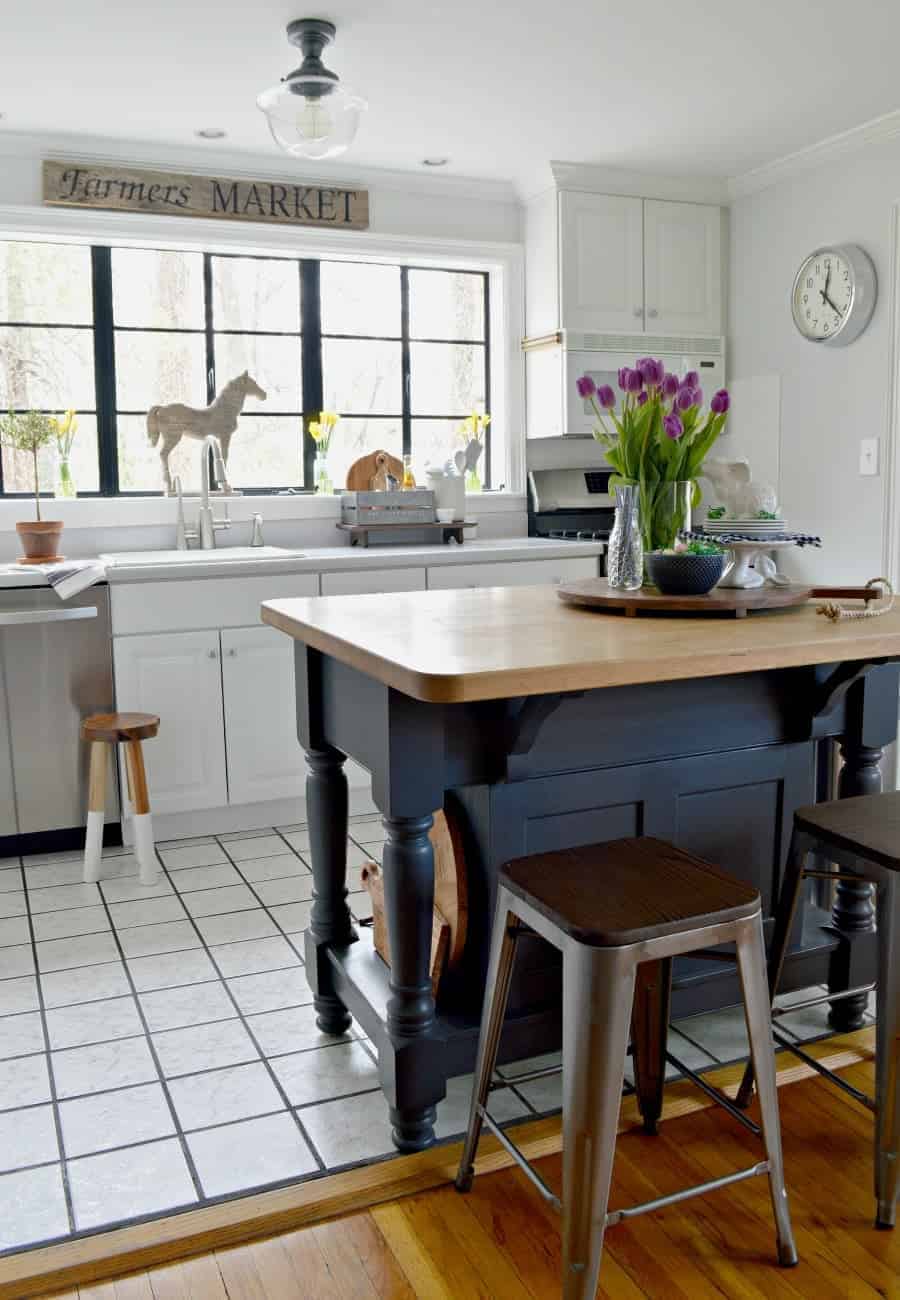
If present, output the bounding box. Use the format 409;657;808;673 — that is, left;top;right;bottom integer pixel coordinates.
122;787;378;844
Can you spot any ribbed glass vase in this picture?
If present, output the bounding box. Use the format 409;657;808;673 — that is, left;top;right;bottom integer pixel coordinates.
607;484;643;590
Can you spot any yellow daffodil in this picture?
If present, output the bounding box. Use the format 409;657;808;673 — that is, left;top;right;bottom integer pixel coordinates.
308;410;339;451
53;408;79;457
459;408;491;443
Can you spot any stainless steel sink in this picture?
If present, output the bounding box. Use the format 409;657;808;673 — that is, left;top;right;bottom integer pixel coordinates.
100;546;306;567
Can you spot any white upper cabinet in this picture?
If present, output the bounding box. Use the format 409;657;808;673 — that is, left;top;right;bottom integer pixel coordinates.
526;187;724;339
559;193;644;334
113;630;227;816
643;200;722;336
221;625;305;807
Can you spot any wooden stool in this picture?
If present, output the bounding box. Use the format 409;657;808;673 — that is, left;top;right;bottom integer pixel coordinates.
737;791;900;1229
82;713;160;885
455;837;798;1298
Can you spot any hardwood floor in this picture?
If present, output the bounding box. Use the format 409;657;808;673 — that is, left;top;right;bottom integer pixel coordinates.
44;1050;898;1299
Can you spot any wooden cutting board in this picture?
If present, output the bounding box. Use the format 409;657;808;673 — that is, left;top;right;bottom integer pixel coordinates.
345;450;407;491
557;579;882;618
360;806;468;990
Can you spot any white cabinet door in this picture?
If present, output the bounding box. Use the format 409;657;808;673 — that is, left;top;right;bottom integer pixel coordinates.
113;631;227;815
559;192;644;333
318;568;428;793
221;626;306;806
427;557;598;590
643;201;722;335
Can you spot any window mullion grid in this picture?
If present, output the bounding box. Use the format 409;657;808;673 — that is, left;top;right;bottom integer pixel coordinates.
91;246;119;496
400;267;411;459
203;254;216;402
300;260;323;490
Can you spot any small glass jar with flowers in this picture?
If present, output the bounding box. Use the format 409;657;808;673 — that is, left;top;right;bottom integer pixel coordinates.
577;359;730;557
308;410;339;494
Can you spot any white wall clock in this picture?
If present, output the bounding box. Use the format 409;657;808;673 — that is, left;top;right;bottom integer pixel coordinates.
791;243;877;346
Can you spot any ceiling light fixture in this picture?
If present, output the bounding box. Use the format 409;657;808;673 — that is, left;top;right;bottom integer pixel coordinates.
421;157;449;167
257;18;366;161
196;127;226;139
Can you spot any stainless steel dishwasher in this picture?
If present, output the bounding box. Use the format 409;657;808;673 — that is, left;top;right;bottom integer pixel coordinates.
0;583;118;854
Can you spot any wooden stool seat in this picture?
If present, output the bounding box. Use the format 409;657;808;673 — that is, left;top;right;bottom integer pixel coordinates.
502;837;760;946
794;790;900;873
81;712;160;744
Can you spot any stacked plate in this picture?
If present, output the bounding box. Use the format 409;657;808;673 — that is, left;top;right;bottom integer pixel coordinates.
703;517;786;538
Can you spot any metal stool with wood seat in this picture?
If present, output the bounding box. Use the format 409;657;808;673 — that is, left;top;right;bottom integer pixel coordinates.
81;713;160;885
455;837;798;1299
736;791;900;1229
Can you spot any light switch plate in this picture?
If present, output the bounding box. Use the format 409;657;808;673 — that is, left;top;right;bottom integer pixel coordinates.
859;437;880;476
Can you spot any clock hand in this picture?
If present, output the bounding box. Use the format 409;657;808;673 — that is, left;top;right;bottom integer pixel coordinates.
822;292;844;316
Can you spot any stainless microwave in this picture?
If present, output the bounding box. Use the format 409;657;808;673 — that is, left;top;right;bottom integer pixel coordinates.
564;332;726;438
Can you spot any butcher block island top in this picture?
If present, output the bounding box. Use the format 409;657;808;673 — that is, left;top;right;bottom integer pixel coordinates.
261;583;900;703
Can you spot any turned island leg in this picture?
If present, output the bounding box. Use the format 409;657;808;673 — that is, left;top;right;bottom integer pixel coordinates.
304;746;356;1035
382;812;439;1151
829;738;882;1032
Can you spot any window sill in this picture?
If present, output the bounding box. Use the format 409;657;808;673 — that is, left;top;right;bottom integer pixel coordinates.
0;491;526;533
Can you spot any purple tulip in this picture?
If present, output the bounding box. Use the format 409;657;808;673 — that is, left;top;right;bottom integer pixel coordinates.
596;384;616;410
637;356;665;387
623;368;644;394
675;387;695;412
661;372;679;398
576;374;596;399
663;413;684;440
711;388;730;415
682;370;700;390
636;391;648;406
692;387;703;408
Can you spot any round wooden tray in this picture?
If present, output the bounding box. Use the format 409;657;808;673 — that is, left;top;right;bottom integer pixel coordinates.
556;578;815;618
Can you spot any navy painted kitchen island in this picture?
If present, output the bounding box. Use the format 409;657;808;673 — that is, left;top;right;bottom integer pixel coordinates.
262;583;900;1152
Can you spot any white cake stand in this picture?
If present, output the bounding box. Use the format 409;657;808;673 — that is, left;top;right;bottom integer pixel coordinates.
716;539;796;589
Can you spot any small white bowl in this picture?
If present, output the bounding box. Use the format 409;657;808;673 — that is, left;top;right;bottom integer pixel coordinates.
436;508;457;523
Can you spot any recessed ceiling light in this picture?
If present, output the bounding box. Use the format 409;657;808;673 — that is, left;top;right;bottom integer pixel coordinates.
421;157;449;167
195;127;226;140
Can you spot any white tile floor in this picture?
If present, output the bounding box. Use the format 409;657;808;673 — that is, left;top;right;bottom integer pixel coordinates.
0;818;874;1256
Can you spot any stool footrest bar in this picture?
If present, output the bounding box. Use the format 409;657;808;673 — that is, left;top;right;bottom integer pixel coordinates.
605;1162;771;1227
491;1064;563;1088
770;983;875;1018
770;1029;876;1111
478;1107;562;1212
666;1051;762;1137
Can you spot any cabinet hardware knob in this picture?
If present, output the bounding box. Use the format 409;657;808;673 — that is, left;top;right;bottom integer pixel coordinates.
208;649;217;660
227;648;237;657
648;308;659;318
634;306;644;317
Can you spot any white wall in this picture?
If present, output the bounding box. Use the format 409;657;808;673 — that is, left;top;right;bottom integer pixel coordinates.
728;137;900;584
0;131;521;243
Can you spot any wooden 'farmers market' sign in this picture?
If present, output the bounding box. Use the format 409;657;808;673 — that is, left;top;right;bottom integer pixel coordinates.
42;160;369;230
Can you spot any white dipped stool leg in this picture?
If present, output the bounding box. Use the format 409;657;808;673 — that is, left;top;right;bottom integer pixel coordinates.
124;740;159;885
83;742;107;883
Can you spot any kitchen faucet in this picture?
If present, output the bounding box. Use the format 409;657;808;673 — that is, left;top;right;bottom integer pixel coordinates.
173;436;232;550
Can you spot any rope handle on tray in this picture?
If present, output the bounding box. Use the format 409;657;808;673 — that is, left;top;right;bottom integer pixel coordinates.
816;577;894;622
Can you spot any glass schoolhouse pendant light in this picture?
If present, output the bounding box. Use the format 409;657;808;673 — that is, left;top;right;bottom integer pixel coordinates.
257;19;367;161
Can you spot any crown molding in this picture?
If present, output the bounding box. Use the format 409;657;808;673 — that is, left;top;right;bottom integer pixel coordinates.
545;160;729;205
727;107;900;200
0;129;518;206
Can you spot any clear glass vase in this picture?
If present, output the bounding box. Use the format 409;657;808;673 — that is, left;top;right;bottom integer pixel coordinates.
639;480;693;555
607;484;643;590
55;455;76;499
315;453;333;496
466;467;482;493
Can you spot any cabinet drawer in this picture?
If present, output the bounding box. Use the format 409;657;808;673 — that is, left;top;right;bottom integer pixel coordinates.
426;557;598;590
111;573;320;635
320;567;427;597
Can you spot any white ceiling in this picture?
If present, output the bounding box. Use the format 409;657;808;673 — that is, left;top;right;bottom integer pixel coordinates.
5;0;900;193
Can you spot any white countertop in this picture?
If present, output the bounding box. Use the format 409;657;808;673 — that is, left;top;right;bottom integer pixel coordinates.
0;537;604;587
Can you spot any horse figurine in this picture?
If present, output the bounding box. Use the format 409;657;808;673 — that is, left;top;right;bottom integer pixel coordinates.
146;371;267;493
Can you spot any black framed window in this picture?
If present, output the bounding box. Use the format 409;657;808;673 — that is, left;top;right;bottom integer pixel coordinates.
0;238;492;496
0;240;100;494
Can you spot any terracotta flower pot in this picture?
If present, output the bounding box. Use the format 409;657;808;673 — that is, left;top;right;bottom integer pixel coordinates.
16;520;65;565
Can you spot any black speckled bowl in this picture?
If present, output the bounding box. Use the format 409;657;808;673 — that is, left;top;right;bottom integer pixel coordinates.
645;551;727;596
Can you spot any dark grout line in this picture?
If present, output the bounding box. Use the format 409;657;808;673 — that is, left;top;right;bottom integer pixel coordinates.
19;888;77;1236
